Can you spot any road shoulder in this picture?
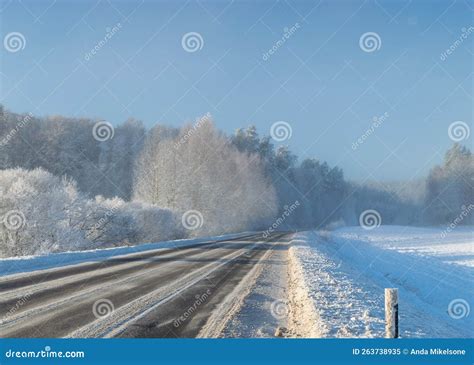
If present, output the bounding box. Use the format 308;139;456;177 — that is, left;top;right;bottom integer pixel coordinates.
217;237;290;338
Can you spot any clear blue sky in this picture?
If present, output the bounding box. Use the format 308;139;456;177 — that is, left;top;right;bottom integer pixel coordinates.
1;0;472;181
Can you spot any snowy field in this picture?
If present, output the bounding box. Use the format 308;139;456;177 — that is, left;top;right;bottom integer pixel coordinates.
289;226;473;338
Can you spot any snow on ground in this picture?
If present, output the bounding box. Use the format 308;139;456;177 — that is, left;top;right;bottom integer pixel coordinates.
220;242;289;338
289;226;474;338
335;226;474;267
0;232;254;277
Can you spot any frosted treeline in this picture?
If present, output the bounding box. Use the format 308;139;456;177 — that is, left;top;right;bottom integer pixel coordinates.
0;168;184;257
0;106;472;257
230;126;473;228
0;109;276;257
423;143;473;224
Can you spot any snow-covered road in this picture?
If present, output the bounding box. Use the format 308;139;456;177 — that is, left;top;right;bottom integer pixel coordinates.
2;226;471;339
289;226;473;338
0;233;289;338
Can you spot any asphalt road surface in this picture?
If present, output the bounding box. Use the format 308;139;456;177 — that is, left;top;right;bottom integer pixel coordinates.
0;232;289;338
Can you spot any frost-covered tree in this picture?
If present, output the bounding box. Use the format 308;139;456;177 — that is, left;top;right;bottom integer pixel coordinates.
424;143;474;224
134;118;277;235
343;182;420;226
231;126;347;229
0;168;88;257
133;125;180;205
96;119;146;200
82;196;184;247
0;168;186;257
0;107;145;200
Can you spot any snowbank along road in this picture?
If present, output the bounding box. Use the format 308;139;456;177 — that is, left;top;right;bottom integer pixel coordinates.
0;232;290;338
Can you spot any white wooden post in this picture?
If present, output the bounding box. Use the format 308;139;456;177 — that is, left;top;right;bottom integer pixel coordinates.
385;288;398;338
